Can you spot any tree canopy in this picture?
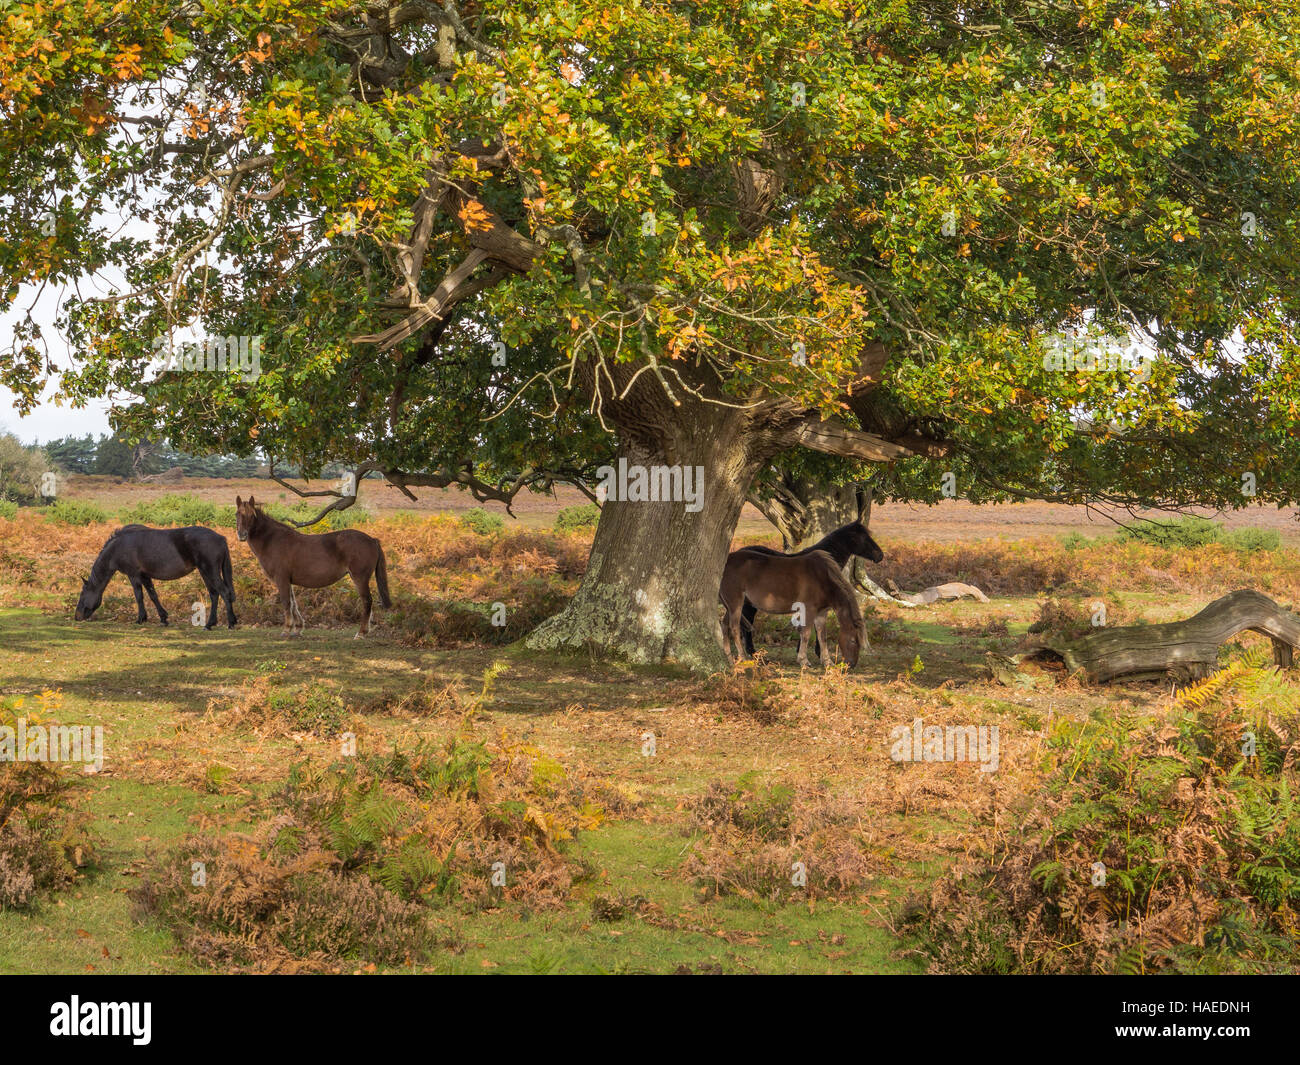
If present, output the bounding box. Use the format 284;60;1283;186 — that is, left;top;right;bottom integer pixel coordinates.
4;1;1300;664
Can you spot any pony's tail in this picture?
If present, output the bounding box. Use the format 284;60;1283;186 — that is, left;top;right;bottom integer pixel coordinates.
375;545;392;608
221;548;236;603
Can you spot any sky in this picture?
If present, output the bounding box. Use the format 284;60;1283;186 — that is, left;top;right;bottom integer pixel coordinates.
1;382;114;445
3;134;160;446
1;279;116;444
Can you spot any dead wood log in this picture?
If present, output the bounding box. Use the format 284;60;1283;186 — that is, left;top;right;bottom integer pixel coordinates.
902;582;990;606
1041;589;1300;685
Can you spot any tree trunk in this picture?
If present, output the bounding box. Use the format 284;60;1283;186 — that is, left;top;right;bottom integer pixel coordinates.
526;403;762;671
1040;589;1300;684
748;473;865;549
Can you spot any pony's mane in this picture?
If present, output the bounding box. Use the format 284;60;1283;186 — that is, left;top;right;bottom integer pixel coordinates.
819;520;875;549
88;529;135;582
818;553;865;632
247;504;295;533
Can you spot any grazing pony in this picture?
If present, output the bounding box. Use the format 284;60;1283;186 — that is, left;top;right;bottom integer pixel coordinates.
75;525;237;628
719;548;867;668
235;496;390;637
738;503;883;657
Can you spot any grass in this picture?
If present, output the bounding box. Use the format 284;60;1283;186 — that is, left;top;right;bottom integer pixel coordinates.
3;498;1297;974
0;608;947;972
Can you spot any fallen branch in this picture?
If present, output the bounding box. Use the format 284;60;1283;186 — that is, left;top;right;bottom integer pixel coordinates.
1034;589;1300;685
901;582;990;607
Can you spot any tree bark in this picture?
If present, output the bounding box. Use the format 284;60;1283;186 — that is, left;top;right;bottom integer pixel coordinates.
748;474;863;549
525;397;765;671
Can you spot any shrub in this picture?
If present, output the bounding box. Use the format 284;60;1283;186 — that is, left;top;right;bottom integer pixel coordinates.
45;499;109;526
208;676;352;738
0;434;51;504
1221;527;1282;553
1027;597;1139;643
136;723;625;969
460;507;504;535
131;820;434;971
0;692;97;908
0;499;17;520
686;772;879;900
1059;531;1097;551
905;658;1300;974
119;493;219;527
1117;515;1223;548
555;504;601;532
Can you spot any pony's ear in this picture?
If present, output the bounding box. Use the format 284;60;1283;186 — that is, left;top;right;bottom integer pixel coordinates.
235;496;242;507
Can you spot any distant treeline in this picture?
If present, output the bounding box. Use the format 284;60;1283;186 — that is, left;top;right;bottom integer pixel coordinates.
27;433;350;480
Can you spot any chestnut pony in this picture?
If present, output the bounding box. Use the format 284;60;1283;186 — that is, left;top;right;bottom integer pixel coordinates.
719;548;867;669
235;496;390;637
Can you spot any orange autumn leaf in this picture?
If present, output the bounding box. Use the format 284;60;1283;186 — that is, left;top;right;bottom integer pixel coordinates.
457;198;493;233
110;44;143;81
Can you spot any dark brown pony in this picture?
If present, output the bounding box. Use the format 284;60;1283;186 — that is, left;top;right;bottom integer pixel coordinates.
235;496;391;637
739;491;883;656
719;548;867;669
75;524;236;628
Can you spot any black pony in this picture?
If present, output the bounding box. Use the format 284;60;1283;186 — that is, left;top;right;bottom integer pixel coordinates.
738;495;883;657
75;525;237;628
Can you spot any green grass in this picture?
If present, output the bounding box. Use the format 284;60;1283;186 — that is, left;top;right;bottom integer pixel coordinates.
4;583;1234;973
0;608;934;974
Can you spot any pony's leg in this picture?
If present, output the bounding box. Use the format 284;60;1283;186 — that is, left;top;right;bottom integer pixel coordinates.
128;576;148;623
348;569;373;638
814;614;829;669
289;587;306;635
218;552;237;627
795;625;810;668
141;576;169;625
741;599;759;657
221;571;238;628
194;560;221;629
726;607;744;664
275;577;294;635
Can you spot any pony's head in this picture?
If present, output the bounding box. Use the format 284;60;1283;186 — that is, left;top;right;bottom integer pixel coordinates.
74;577;103;621
835;615;866;668
235;495;259;542
850;486;884;562
843;521;884;564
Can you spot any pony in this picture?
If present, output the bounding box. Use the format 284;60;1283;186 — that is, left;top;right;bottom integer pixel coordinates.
738;506;883;657
75;525;237;628
719;548;867;668
235;496;390;637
